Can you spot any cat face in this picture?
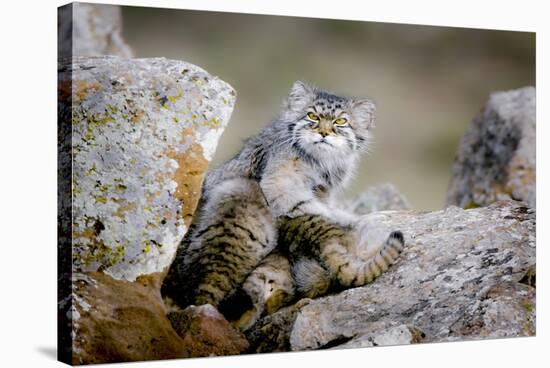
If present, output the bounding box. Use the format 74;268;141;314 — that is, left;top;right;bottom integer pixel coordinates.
283;81;376;159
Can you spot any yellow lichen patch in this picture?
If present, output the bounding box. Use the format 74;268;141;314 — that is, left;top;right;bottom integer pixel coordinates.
107;104;119;115
115;184;127;193
73;234;126;270
522;300;534;313
464;202;480;210
85;126;95;141
89;111;114;127
98;184;110;193
202;117;221;128
95;196;108;204
84;164;97;177
73;79;102;101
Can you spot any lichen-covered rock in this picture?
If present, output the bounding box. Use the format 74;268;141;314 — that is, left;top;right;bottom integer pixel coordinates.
446;281;535;340
68;272;188;365
168;305;249;357
59;56;236;281
348;183;411;214
58;3;133;59
246;200;535;352
447;87;535;209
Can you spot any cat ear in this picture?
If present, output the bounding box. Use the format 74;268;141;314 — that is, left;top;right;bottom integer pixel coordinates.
351;98;376;129
286;81;314;113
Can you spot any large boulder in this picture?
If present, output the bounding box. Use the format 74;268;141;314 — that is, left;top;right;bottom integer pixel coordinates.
60;56;236;281
246;200;535;352
447;87;535;209
58;3;133;59
58;56;236;364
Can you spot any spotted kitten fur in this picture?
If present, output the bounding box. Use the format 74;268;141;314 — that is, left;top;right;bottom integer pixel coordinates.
162;81;405;330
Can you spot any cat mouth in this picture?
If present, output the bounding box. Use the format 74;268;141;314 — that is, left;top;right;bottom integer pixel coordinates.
314;140;333;147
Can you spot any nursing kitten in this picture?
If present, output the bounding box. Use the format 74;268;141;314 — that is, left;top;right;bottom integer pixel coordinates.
218;250;294;331
162;81;404;329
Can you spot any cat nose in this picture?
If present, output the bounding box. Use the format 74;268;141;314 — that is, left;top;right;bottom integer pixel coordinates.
319;131;329;137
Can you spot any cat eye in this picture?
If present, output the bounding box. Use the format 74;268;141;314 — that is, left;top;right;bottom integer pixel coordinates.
307;112;320;122
333;118;348;125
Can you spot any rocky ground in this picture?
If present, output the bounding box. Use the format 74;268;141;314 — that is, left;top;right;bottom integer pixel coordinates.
247;200;535;352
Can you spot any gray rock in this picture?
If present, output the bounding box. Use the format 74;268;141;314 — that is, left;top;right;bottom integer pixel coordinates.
349;183;411;214
447;87;535;209
333;325;424;349
446;281;535;340
58;3;133;59
60;56;236;281
246;200;535;352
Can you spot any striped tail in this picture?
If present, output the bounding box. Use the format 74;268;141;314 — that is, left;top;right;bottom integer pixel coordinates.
361;231;405;283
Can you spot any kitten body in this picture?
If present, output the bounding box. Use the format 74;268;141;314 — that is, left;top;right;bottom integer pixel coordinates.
162;81;404;330
278;214;404;299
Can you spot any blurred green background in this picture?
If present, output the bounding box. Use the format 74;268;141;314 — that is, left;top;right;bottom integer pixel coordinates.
121;6;535;211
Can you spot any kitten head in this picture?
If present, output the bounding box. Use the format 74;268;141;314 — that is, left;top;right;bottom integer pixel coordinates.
282;81;376;158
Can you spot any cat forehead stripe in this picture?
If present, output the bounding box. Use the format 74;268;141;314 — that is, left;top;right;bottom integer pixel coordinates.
315;90;346;102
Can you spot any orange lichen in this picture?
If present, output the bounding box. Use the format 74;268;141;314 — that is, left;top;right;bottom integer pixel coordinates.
73;79;102;101
166;127;209;227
